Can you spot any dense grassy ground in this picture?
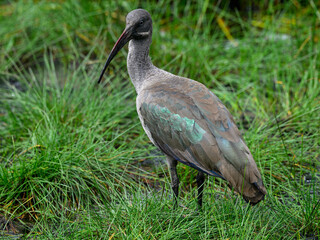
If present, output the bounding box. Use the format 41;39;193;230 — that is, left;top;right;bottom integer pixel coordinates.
0;0;319;239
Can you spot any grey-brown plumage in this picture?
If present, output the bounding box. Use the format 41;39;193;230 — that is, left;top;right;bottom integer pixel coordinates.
98;9;267;206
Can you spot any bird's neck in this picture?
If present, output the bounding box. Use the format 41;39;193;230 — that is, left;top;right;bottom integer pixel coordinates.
127;38;154;94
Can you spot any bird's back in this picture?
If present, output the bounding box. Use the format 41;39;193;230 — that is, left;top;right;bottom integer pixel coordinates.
136;73;266;204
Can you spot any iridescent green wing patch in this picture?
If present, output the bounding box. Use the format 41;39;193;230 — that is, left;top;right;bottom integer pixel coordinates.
141;103;206;145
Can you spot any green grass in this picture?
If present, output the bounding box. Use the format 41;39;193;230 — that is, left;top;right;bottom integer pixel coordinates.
0;0;319;239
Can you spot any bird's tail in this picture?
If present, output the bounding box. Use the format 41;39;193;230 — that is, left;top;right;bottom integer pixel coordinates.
242;179;267;205
218;159;267;205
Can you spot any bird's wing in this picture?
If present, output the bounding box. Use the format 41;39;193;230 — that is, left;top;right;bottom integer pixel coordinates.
139;85;225;178
138;78;266;200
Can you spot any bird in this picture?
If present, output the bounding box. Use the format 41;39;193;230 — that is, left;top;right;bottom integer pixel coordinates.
98;9;267;207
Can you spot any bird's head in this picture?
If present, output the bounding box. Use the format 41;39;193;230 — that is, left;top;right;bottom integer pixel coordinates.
98;9;152;83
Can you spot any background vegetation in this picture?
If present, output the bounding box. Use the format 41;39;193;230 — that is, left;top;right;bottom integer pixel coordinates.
0;0;319;239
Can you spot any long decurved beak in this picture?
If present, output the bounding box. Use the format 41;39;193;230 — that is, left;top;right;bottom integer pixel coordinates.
98;27;133;84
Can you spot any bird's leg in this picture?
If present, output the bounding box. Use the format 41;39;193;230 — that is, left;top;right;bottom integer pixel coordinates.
196;171;205;208
166;156;179;208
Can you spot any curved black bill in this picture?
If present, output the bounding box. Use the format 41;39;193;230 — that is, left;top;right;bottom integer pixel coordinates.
98;28;132;84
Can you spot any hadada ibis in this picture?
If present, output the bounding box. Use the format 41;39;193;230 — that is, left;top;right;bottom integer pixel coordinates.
98;9;267;206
